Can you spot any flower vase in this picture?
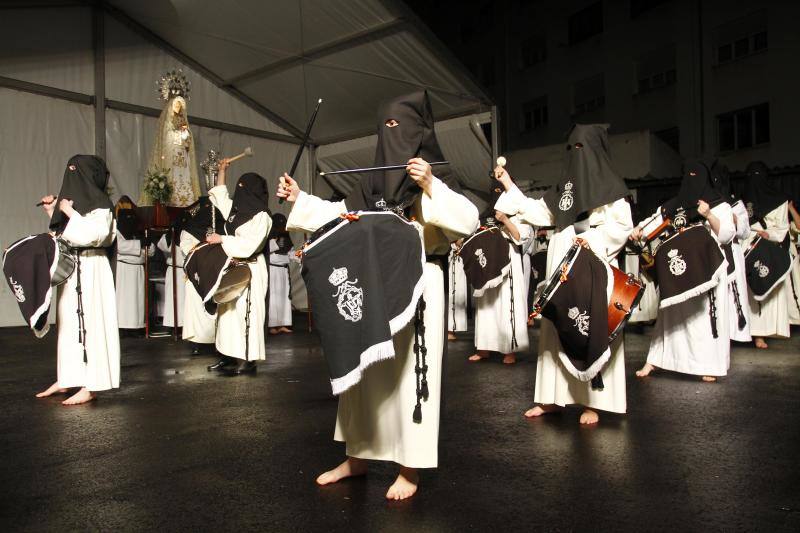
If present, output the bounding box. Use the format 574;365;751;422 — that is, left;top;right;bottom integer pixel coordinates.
153;200;170;228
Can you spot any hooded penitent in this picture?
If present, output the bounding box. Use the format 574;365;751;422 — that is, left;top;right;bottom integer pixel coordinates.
542;124;629;228
743;161;788;224
269;213;292;253
344;89;460;212
661;161;723;227
49;155;114;235
116;209;140;241
709;161;737;204
224;173;269;235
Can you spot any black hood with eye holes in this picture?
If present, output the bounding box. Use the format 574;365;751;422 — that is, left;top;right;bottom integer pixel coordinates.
542;124;629;228
344;90;460;212
49;154;114;234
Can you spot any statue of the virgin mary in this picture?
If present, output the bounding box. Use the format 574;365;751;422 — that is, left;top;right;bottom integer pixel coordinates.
140;69;201;207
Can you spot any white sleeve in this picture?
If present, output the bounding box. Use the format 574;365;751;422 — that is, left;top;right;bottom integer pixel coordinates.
580;199;633;262
208;185;234;219
157;234;169;254
419;176;480;239
286;191;347;233
760;202;790;242
221;212;270;259
710;202;736;245
504;214;533;246
179;230;200;256
495;184;554;227
732;200;751;241
61;209;114;247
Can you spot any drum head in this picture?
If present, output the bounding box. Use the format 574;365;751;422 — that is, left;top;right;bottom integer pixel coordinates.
213;264;252;304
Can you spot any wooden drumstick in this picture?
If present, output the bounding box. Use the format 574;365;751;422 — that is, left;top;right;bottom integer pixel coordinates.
226;147;254;164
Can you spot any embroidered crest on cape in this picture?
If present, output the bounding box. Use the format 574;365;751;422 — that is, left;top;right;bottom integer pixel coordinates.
558;181;574;212
667;248;687;276
194;272;200;283
329;267;363;322
475;248;487;268
375;198;387;209
227;214;235;223
753;260;770;278
568;306;589;337
8;276;25;303
673;208;687;228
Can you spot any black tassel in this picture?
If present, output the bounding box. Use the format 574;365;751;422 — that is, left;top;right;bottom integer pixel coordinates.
731;280;746;330
413;403;422;424
591;373;604;391
708;290;719;339
421;378;429;400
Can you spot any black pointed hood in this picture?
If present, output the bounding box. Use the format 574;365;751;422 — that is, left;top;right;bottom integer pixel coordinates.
662;160;723;224
542;124;629;228
224;173;268;234
742;161;788;222
49;155;114;233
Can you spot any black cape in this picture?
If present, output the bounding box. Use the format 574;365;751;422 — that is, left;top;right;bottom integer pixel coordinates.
458;227;511;296
745;237;793;301
742;161;788;225
301;212;424;395
654;225;726;308
344;89;461;212
3;234;60;337
184;243;232;315
224;173;269;235
540;244;610;384
50;155;114;234
543;124;629;228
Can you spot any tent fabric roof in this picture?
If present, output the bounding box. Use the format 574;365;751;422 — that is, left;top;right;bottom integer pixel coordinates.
105;0;492;144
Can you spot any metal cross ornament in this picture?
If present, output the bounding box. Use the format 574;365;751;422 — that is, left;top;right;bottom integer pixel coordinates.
200;149;220;191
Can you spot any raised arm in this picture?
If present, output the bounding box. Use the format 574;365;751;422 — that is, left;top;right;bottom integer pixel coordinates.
494;171;554;227
276;173;347;233
417;175;480;239
61;208;115;247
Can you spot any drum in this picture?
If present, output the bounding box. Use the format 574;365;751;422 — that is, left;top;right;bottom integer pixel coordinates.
744;236;792;301
531;239;644;342
183;242;252;306
652;224;725;308
52;239;76;286
457;226;511;296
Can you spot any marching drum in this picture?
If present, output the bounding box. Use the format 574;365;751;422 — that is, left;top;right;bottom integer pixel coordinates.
531;239;644;342
183;242;252;306
744;236;792;301
651;224;725;308
52;238;76;286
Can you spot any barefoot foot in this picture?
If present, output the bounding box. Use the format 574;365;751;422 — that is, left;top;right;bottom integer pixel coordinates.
502;353;516;364
702;376;717;382
636;363;656;378
269;328;280;335
36;382;69;398
579;409;599;425
316;457;367;486
386;467;418;501
754;337;768;349
524;404;561;418
278;327;293;334
468;351;489;363
62;388;95;406
447;332;457;341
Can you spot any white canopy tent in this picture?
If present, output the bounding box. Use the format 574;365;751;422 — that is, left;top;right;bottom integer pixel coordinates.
0;0;493;326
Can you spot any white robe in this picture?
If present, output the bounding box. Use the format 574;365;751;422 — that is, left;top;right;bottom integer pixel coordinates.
287;177;479;468
209;185;270;361
495;187;632;413
728;200;752;342
645;203;735;376
157;233;186;328
447;245;469;332
745;202;791;338
473;217;531;354
56;208;120;391
180;231;216;344
267;239;292;328
788;222;800;326
115;233;152;329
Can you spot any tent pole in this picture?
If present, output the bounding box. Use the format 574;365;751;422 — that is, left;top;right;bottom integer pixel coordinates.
92;4;106;161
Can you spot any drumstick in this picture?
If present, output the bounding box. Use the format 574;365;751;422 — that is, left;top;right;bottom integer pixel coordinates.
226;147;254;164
35;197;56;207
280;98;323;204
320;161;449;176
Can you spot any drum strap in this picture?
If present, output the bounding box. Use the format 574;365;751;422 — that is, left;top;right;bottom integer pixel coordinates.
708;290;719;339
731;280;747;330
74;252;88;363
412;297;428;424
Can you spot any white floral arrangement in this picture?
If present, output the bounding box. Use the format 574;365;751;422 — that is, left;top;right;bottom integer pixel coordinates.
144;168;173;204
